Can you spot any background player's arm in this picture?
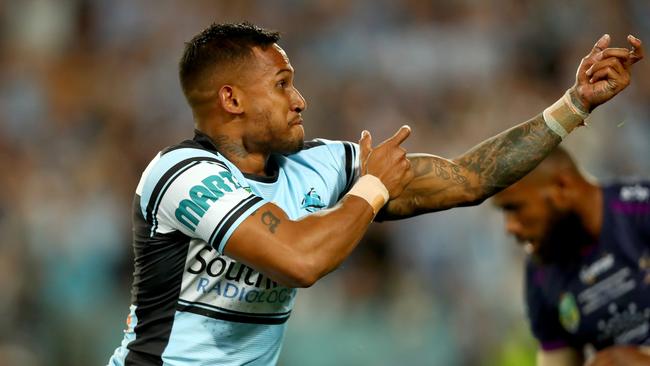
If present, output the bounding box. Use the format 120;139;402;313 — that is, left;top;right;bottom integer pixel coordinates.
537;348;583;366
379;34;643;220
585;345;650;366
224;127;413;288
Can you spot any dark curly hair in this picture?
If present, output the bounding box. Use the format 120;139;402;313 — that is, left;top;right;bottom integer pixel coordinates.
179;22;280;102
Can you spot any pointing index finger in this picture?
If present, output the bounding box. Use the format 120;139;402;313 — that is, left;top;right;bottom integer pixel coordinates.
388;125;412;146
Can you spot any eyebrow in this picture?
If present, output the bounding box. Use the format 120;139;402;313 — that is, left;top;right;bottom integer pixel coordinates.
275;68;293;76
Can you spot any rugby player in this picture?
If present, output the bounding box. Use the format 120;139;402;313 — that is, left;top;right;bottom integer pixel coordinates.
107;22;643;365
493;148;650;366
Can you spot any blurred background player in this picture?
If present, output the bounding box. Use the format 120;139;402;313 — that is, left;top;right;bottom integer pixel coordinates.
493;147;650;366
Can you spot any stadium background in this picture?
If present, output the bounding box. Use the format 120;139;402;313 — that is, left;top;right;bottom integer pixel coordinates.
0;1;648;365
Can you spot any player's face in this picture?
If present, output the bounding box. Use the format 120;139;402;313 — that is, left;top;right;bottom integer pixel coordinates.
495;181;591;264
240;44;307;155
493;181;556;255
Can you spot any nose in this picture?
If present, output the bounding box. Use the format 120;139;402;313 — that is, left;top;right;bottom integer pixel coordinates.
291;87;307;113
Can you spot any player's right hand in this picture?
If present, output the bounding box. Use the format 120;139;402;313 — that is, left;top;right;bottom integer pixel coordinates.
359;125;414;199
572;34;644;112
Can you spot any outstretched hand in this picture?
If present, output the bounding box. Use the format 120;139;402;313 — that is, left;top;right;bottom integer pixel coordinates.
573;34;644;112
359;126;414;199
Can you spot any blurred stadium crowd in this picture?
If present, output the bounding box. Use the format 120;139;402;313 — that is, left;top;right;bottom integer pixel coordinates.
0;1;648;365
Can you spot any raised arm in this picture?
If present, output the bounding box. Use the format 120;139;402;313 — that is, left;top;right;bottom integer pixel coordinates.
379;34;644;220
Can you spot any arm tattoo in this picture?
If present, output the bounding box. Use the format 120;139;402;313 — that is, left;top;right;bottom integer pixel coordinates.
437;159;468;185
457;114;560;198
378;156;470;220
380;114;561;220
213;135;249;159
412;157;468;185
260;210;281;233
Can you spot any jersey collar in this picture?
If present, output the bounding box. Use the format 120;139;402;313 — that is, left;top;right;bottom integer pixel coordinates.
193;129;280;183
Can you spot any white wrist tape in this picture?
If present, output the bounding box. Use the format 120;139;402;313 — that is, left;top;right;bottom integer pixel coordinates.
346;175;389;215
542;90;590;139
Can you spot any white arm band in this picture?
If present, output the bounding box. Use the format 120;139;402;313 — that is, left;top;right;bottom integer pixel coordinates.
542;90;590;139
346;175;389;215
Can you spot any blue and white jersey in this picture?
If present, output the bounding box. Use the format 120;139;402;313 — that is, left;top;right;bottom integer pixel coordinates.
108;130;360;366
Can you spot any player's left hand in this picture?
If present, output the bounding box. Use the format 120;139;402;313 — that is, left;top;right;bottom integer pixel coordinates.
585;345;650;366
572;34;644;112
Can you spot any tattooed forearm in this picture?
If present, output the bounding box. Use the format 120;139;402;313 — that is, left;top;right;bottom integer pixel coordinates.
378;114;561;221
456;114;560;198
378;155;471;220
380;115;560;220
441;160;468;185
412;156;468;185
260;210;281;233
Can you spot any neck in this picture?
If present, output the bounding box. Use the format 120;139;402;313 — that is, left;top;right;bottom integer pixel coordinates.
212;134;269;176
196;119;270;176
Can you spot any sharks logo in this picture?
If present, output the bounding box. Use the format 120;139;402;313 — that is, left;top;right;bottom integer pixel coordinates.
301;188;326;212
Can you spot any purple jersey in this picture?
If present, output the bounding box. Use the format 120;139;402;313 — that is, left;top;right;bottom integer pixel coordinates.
525;182;650;351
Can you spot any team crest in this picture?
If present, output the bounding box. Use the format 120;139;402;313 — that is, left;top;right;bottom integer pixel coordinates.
559;292;580;333
301;188;326;212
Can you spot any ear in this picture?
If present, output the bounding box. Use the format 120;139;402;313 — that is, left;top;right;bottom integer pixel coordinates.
546;174;574;210
218;85;244;115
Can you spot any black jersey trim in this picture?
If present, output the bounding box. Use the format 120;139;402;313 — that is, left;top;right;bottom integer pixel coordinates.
178;299;292;317
336;141;356;202
209;195;265;251
177;302;291;325
145;157;229;235
194;129;283;183
207;195;256;246
148;160;200;236
241;140;328;183
302;139;326;150
342;142;354;191
126;198;192;366
242;157;280;183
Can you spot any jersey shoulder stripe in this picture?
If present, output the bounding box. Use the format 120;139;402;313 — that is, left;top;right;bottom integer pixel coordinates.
146;159;228;237
341;141;356;192
209;194;264;252
302;139;358;201
137;148;229;220
146;153;266;253
299;138;358;190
